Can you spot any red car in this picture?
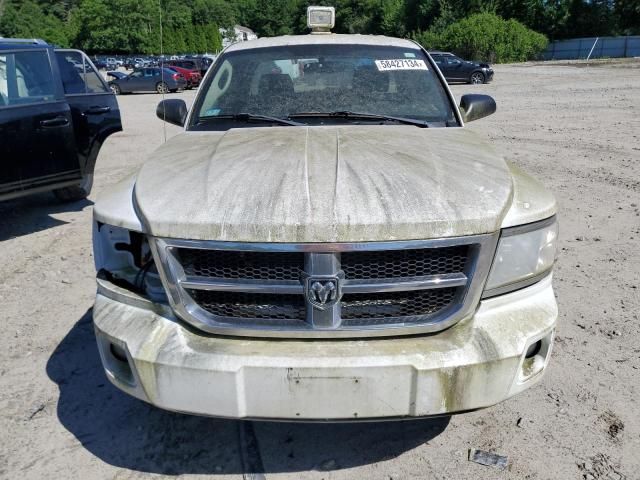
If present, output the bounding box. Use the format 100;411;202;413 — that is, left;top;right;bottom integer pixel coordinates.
166;65;201;89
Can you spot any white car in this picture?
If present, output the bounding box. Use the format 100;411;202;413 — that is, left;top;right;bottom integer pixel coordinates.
91;7;558;420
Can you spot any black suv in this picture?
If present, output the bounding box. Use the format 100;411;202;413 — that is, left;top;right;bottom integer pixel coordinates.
429;51;494;85
0;39;122;202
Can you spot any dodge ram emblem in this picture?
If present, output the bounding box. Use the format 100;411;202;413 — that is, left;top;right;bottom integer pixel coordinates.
303;275;343;310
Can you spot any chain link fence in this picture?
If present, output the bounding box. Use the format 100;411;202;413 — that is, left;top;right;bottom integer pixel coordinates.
543;36;640;60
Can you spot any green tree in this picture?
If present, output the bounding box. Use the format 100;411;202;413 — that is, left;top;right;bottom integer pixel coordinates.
380;0;406;36
415;12;548;62
615;0;640;34
493;0;569;40
564;0;616;37
400;0;442;33
69;0;159;53
204;22;223;52
192;0;237;30
0;0;71;46
0;0;634;54
247;0;301;36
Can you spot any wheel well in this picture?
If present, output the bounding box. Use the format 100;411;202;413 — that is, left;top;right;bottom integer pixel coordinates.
83;124;123;175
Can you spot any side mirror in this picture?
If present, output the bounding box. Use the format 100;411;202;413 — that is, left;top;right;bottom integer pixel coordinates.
459;94;496;123
156;99;188;127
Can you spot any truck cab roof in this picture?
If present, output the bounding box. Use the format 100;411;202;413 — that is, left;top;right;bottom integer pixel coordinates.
224;33;420;53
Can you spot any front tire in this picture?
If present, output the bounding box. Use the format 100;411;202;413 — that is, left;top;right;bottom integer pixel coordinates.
470;72;485;85
156;82;169;94
110;84;121;95
53;173;93;202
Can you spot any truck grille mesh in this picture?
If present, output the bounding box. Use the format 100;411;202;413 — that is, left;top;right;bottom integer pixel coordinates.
178;249;304;280
156;238;491;337
341;246;468;279
187;289;306;321
341;288;458;321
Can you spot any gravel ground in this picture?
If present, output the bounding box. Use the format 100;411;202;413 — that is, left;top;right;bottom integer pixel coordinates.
0;60;638;480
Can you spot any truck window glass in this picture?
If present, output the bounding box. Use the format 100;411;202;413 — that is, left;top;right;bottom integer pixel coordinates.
199;60;233;114
0;51;56;106
55;51;108;94
194;44;455;124
82;55;109;93
0;56;6;106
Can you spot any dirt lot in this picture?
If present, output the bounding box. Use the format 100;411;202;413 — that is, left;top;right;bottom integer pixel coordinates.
1;60;639;480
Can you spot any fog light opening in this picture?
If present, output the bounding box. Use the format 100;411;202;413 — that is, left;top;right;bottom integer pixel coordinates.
525;340;542;359
107;342;136;386
519;332;553;383
110;342;128;363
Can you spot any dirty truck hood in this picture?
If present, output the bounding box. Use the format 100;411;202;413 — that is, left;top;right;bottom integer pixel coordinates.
134;126;513;242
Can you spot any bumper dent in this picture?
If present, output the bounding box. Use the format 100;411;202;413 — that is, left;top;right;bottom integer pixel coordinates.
93;275;557;420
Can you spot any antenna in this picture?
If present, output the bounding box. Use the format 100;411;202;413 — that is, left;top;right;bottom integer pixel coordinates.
159;0;167;143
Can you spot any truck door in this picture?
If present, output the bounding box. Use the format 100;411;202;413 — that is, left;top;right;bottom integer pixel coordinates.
0;48;79;200
54;50;122;177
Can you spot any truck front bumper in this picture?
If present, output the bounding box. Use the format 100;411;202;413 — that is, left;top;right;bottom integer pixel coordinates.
93;274;557;420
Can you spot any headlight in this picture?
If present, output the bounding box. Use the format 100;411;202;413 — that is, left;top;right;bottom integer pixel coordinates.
483;216;558;297
93;222;166;302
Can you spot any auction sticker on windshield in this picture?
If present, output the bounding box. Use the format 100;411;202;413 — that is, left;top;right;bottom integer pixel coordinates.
375;59;428;71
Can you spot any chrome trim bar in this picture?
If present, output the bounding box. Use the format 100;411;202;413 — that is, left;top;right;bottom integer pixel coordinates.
149;234;499;338
179;272;468;294
154;236;484;252
180;277;302;294
343;273;468;293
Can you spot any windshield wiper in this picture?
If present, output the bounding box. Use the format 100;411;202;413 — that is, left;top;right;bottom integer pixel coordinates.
288;111;432;128
198;113;304;127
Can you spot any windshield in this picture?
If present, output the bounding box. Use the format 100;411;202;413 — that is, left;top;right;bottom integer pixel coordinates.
190;44;457;129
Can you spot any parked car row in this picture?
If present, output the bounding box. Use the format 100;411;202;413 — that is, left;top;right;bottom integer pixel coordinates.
107;67;188;94
92;55;215;76
93;55;158;70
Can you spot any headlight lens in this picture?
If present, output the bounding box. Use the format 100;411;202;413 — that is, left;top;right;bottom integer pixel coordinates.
484;216;558;297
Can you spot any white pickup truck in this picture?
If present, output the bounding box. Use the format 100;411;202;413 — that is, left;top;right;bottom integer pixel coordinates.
91;10;558;421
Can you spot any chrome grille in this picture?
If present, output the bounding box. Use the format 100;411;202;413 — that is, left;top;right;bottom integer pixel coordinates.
151;235;498;338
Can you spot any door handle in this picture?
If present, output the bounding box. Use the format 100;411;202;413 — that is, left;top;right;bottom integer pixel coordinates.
84;106;111;115
39;116;69;128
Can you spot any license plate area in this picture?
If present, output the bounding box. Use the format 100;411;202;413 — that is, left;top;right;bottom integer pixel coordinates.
241;365;413;419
